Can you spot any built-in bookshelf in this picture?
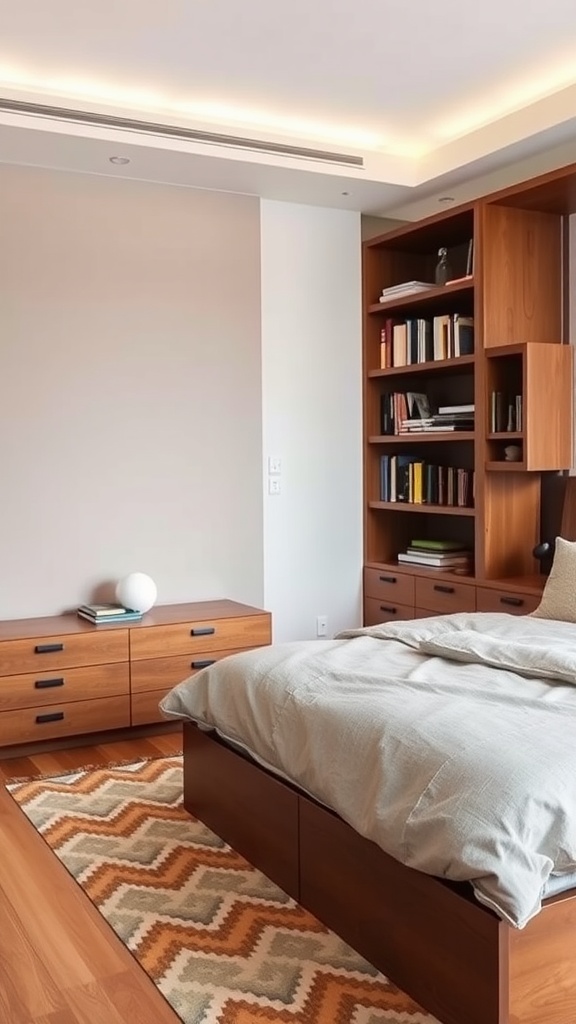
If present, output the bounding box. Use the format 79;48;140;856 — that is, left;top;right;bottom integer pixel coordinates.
362;188;574;623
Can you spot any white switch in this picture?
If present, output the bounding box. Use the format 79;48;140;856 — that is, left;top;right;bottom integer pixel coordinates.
268;457;282;475
268;477;281;495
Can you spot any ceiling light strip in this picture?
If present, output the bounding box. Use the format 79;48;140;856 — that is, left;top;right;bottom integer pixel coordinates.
0;96;364;167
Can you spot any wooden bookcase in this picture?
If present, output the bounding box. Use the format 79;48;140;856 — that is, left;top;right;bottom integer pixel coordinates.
362;188;574;623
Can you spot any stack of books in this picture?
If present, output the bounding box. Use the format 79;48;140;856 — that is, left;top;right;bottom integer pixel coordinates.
378;280;435;303
397;539;472;573
77;603;143;624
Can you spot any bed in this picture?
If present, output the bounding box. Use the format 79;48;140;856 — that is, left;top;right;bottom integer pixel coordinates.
161;538;576;1024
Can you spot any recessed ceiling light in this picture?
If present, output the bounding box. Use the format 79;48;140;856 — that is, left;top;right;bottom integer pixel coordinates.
438;196;455;204
109;155;130;165
341;191;350;196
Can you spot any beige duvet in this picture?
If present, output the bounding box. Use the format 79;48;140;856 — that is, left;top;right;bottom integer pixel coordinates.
160;611;576;929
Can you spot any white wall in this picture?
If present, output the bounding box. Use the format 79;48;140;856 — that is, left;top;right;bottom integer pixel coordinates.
0;167;364;635
0;165;263;617
260;200;363;641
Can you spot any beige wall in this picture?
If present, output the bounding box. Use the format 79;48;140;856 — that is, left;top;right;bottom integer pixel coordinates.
0;165;263;618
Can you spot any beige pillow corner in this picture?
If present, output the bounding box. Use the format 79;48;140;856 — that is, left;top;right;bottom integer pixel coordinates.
532;537;576;623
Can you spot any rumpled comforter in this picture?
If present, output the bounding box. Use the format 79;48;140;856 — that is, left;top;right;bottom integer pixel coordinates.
160;611;576;928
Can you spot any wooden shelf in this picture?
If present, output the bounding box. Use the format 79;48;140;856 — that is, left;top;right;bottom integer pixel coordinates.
362;196;572;609
487;432;523;440
368;355;474;378
369;502;475;516
369;432;474;444
485;461;527;471
369;279;474;315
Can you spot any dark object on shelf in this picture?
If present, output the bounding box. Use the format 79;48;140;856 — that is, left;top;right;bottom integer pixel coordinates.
435;247;452;286
533;541;552;561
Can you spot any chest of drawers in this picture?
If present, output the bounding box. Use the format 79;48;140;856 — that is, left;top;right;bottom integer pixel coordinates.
364;565;544;625
0;600;271;752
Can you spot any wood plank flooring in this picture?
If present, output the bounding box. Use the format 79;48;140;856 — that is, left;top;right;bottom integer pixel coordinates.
0;732;183;1024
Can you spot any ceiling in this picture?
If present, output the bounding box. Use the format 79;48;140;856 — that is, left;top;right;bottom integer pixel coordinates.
3;0;576;219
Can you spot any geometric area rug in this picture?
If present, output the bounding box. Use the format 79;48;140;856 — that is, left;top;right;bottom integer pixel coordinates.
7;756;438;1024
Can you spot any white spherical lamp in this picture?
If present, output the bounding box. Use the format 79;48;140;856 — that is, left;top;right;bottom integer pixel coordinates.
116;572;157;613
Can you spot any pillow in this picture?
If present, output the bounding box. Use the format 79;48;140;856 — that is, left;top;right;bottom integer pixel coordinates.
532;537;576;622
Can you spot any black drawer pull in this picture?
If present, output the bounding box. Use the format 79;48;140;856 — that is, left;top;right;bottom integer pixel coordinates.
190;626;215;636
191;659;216;669
34;678;64;689
35;712;65;724
500;596;523;607
35;643;64;654
433;584;455;594
379;575;397;584
380;605;397;614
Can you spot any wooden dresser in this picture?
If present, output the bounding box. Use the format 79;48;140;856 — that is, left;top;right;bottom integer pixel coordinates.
0;600;271;752
364;565;543;624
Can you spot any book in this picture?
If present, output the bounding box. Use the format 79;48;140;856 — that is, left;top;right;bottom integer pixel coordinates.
77;603;130;617
410;539;467;551
438;404;474;415
405;546;469;558
77;608;143;624
398;553;471;567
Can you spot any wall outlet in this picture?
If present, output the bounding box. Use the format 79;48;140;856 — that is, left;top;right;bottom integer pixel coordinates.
268;457;282;475
268;477;281;495
316;615;328;637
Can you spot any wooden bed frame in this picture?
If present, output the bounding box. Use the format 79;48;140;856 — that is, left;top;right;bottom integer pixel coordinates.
183;720;576;1024
183;481;576;1024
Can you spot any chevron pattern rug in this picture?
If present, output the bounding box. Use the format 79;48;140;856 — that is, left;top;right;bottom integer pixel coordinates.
7;756;437;1024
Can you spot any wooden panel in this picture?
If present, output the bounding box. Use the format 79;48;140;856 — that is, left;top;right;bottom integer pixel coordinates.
525;344;573;470
482;473;541;579
183;723;299;901
363;597;415;626
130;614;271;661
131;687;175;726
508;892;576;1024
415;576;476;613
130;649;246;693
0;662;129;711
482;205;562;348
299;798;505;1024
0;695;130;746
0;630;128;676
476;587;541;615
364;566;415;604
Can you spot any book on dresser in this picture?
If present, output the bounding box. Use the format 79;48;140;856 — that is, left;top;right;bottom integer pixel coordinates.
77;604;143;624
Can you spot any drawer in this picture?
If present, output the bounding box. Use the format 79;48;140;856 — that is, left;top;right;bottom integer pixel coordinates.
0;662;129;712
132;687;175;726
415;577;476;615
364;567;415;606
0;630;129;676
0;694;131;747
364;597;415;627
130;613;271;661
131;649;245;693
476;587;541;615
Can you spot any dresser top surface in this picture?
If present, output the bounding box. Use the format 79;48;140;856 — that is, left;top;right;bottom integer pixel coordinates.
0;600;270;642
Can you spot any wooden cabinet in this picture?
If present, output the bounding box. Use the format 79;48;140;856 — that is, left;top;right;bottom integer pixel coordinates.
129;602;270;727
364;565;544;625
485;344;573;471
362;189;573;622
0;600;271;751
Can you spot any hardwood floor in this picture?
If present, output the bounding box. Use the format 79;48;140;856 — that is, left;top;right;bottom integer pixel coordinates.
0;731;184;1024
